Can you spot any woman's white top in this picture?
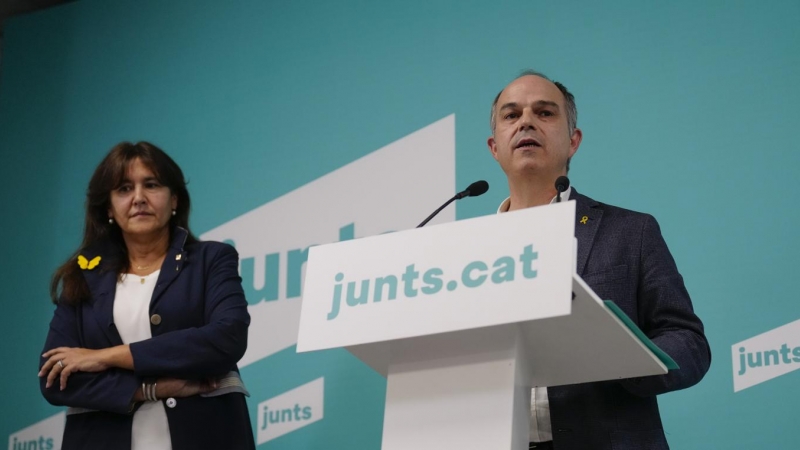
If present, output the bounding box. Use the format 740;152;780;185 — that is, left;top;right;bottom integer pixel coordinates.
113;270;172;450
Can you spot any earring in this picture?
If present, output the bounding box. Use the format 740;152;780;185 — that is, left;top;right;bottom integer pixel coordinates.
108;218;114;224
172;210;176;216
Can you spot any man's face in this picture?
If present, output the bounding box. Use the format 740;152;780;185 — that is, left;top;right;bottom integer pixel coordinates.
488;75;581;180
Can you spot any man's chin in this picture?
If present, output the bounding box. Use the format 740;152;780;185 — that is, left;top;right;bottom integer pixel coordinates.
513;162;547;175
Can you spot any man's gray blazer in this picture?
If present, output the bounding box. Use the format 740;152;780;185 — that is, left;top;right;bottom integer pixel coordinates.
547;189;711;450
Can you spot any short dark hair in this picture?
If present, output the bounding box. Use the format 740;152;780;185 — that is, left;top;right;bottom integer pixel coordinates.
489;69;577;137
50;142;197;304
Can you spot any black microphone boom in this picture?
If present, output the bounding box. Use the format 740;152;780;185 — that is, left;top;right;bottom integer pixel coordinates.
417;180;490;228
555;176;570;203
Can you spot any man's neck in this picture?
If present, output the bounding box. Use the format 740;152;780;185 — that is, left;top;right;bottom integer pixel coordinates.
506;173;564;211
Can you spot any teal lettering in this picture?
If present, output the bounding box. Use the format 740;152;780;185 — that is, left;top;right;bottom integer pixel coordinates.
738;347;746;376
339;222;355;241
421;268;444;294
519;245;538;279
262;404;313;428
327;273;345;320
747;352;762;368
241;253;280;305
14;438;45;450
462;261;488;288
491;256;515;284
346;280;370;306
780;344;792;364
232;224;355;303
269;409;281;424
740;346;800;372
374;275;398;302
764;350;779;366
293;404;303;420
287;247;311;298
402;264;420;297
261;406;270;430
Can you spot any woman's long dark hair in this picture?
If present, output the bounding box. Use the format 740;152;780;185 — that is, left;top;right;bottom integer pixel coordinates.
50;142;197;305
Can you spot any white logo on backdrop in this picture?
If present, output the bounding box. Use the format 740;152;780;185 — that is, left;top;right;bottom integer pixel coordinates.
256;378;325;445
7;412;64;450
732;318;800;392
202;114;456;368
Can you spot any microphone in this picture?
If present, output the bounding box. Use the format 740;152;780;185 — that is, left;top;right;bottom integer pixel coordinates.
417;180;490;228
555;176;570;203
456;180;489;199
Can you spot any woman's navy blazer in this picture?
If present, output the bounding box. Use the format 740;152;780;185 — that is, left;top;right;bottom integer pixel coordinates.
40;227;255;450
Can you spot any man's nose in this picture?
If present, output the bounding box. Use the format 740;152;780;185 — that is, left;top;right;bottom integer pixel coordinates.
518;108;537;130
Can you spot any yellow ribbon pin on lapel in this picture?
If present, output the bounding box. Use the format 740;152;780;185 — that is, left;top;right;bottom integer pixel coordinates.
77;255;101;270
580;216;589;225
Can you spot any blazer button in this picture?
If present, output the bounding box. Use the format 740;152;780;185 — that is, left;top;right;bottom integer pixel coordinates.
150;314;162;325
166;398;177;408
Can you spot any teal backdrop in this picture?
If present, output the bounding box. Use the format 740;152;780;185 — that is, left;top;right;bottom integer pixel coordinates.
2;0;799;448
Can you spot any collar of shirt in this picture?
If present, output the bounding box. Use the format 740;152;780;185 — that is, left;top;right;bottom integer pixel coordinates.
496;186;573;213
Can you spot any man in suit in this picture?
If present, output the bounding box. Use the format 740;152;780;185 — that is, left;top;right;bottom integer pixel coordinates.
487;71;711;450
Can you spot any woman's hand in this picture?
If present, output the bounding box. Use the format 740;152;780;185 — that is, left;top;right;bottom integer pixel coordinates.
39;346;130;390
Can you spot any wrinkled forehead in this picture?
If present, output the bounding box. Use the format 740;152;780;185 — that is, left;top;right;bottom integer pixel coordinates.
498;75;565;109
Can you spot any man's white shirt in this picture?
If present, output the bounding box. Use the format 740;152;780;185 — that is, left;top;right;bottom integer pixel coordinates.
496;186;572;443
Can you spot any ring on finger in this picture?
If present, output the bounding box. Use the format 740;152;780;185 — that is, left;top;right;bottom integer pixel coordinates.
57;360;64;368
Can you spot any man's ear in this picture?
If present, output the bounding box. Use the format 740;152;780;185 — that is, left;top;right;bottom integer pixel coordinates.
487;136;499;161
568;128;583;159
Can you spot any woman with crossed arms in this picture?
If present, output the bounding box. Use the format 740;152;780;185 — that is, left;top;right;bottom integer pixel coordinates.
39;142;255;450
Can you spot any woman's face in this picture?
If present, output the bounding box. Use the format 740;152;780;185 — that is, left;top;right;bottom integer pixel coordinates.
108;158;177;240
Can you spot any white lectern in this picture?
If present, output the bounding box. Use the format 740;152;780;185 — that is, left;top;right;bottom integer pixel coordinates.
297;202;675;450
